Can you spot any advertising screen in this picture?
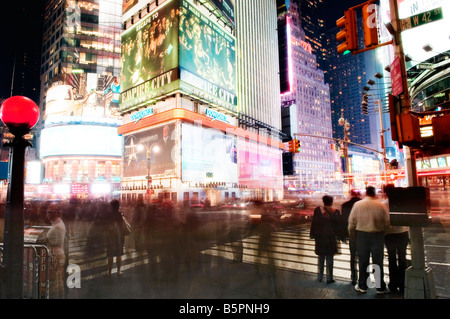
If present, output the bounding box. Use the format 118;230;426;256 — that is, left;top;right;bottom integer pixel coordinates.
123;0;139;14
238;139;282;189
26;161;42;184
123;123;177;177
44;73;122;122
39;125;123;158
179;0;237;107
209;0;235;25
120;0;180;110
182;123;238;183
0;162;8;180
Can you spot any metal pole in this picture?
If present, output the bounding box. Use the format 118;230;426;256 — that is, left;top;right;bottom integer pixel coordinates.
344;124;351;187
147;149;151;203
377;99;388;184
2;135;30;299
389;0;435;299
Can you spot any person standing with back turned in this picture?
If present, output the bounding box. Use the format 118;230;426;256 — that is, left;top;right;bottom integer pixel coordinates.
383;184;409;294
348;186;390;294
310;195;342;284
341;189;361;285
105;199;125;277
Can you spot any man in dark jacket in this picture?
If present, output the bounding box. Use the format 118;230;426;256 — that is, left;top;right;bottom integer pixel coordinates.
341;189;361;285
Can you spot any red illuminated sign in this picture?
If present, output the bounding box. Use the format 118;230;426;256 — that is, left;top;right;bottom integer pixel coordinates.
390;56;403;96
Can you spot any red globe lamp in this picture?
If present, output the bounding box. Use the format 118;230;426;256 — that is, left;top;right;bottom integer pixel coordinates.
0;96;39;299
1;96;39;136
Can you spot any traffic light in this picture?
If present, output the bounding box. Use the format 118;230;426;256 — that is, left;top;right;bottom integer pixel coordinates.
362;102;368;115
336;9;358;54
388;94;421;145
362;94;369;115
362;3;379;47
288;140;295;153
294;139;300;153
388;94;400;142
288;139;300;153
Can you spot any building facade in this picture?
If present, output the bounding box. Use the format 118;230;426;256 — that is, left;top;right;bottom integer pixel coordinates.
279;2;338;195
35;0;123;200
118;0;284;206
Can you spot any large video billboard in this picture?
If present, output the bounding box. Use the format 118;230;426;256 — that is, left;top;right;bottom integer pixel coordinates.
238;139;282;189
123;123;177;177
44;73;122;122
181;123;238;183
179;0;237;108
120;0;180;110
40;125;123;158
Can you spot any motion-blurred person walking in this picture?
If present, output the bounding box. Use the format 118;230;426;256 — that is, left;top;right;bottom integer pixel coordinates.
341;189;361;285
46;204;67;299
105;199;126;277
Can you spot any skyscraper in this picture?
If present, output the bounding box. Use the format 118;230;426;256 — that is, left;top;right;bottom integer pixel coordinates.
36;0;124;200
235;0;282;132
294;0;327;70
279;1;338;194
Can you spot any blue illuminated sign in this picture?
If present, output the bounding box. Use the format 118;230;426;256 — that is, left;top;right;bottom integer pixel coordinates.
131;108;154;123
205;109;229;124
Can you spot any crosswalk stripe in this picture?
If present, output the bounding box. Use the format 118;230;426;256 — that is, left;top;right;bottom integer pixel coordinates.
202;224;410;282
67;223;410;283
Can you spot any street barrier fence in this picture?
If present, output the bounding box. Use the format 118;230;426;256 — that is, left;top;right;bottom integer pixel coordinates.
0;243;50;299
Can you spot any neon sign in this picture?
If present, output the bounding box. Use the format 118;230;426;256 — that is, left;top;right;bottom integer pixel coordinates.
205;108;230;123
131;108;154;123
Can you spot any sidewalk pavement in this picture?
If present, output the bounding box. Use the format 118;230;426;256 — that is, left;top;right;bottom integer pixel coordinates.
66;253;402;300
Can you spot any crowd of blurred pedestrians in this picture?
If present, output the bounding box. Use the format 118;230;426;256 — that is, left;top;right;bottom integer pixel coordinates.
1;185;412;298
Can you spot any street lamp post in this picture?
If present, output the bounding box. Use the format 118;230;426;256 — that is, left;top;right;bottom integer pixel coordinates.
139;143;159;203
0;96;40;299
338;117;351;187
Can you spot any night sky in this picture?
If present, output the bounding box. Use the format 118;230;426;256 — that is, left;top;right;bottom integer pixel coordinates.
319;0;368;27
0;1;45;101
0;0;369;101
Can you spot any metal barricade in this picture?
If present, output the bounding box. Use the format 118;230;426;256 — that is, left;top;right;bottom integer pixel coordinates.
0;243;50;299
24;244;50;299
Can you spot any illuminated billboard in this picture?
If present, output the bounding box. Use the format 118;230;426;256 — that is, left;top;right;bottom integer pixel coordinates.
39;125;123;158
120;0;180;110
44;73;122;122
181;123;238;183
209;0;235;25
26;161;43;184
179;0;237;108
238;139;282;189
123;0;139;14
123;123;177;177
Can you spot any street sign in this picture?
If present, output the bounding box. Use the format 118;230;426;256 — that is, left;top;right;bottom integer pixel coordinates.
401;7;443;31
390;56;403;96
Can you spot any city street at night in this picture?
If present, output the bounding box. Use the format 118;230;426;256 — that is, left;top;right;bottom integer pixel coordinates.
2;0;450;303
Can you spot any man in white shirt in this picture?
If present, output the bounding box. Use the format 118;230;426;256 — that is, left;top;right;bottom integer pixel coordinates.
348;186;390;294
